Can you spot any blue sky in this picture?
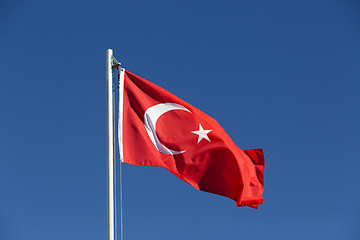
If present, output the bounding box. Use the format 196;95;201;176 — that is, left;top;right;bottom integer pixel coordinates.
1;0;359;239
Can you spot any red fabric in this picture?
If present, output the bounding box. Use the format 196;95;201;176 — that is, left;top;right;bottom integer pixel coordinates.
121;70;265;208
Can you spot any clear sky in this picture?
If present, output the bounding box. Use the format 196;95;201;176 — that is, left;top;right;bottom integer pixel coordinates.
1;0;359;239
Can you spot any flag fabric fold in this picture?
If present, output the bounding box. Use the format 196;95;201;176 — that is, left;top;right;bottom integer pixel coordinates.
119;69;264;208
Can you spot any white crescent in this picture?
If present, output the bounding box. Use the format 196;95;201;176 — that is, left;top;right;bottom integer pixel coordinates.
144;103;191;155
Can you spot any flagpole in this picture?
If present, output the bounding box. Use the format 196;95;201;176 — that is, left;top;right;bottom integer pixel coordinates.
106;49;115;240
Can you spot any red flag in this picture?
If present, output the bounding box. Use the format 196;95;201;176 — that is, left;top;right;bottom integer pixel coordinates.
119;69;265;208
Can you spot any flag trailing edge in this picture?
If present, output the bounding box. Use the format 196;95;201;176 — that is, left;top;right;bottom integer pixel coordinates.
118;69;265;208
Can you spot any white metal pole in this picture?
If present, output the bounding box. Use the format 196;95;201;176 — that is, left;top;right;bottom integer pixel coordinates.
106;49;115;240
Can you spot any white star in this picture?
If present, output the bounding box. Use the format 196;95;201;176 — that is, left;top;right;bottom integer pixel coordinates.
191;123;212;143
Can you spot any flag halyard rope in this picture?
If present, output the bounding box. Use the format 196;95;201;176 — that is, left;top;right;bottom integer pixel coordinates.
112;69;118;240
117;66;124;240
112;63;124;240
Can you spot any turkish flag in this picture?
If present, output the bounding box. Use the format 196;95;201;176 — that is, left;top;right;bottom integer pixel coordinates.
119;69;264;208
